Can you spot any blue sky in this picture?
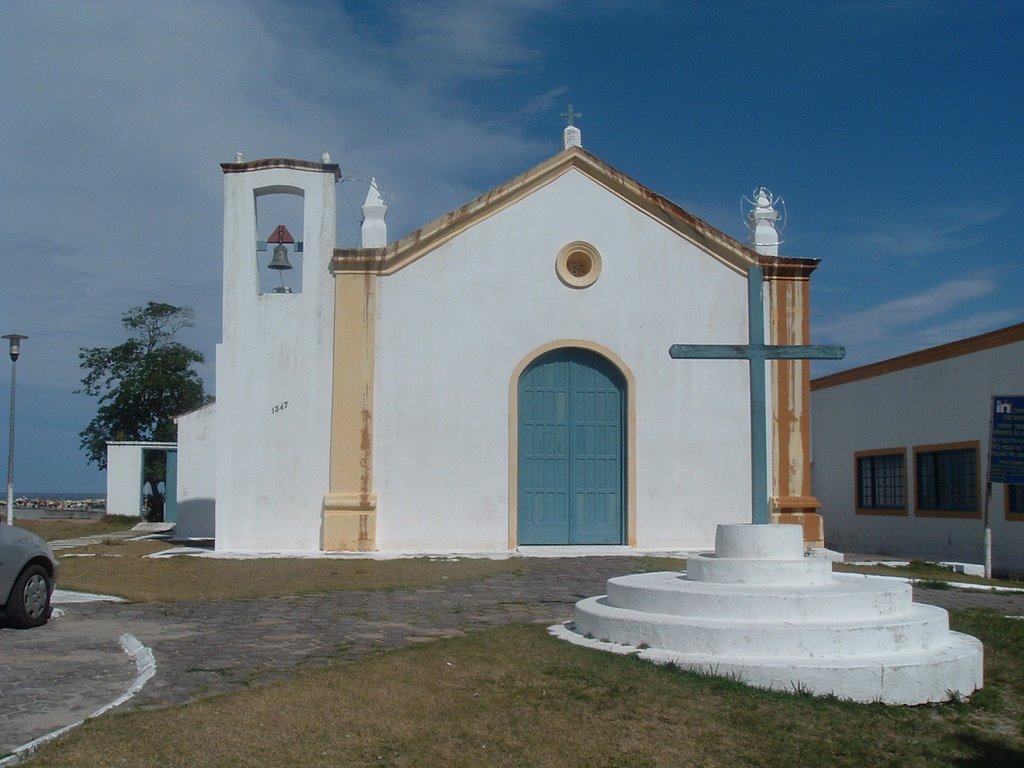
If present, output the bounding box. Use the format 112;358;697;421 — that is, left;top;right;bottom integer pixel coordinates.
1;0;1021;492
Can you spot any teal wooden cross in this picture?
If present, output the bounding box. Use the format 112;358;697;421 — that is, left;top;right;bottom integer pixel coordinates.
669;265;844;524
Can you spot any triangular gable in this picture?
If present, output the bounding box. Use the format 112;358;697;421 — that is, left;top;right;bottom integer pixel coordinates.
333;146;762;276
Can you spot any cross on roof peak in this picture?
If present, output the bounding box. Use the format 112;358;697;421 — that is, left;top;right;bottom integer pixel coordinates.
560;104;582;126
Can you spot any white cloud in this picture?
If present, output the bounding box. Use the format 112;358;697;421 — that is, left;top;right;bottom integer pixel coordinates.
853;202;1008;258
387;0;558;81
812;275;1019;369
817;275;996;340
917;309;1023;347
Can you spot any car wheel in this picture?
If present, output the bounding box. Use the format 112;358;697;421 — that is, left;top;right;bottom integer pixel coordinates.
7;564;52;629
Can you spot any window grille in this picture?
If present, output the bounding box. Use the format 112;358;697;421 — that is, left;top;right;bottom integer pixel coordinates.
915;446;978;514
857;453;906;510
1008;484;1024;517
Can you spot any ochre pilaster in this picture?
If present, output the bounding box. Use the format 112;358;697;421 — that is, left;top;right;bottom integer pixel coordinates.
323;270;378;551
762;259;824;547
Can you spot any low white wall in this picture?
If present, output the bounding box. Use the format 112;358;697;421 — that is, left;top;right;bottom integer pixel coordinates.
175;403;216;539
106;443;143;517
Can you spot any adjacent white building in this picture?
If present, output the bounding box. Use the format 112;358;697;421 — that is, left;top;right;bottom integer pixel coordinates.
178;129;828;553
811;324;1024;575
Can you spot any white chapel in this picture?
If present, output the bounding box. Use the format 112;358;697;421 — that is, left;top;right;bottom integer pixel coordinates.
175;126;826;554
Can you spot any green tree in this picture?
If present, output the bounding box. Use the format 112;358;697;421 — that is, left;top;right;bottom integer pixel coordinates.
78;302;211;520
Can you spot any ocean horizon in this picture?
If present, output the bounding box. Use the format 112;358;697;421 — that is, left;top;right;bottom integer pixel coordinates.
17;491;106;500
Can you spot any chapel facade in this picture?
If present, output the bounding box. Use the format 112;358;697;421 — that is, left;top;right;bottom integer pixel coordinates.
176;128;826;553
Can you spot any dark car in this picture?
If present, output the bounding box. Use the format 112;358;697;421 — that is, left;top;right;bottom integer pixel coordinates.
0;523;59;628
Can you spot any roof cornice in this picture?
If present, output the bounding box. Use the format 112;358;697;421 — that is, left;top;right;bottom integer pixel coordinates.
221;158;342;181
759;256;820;281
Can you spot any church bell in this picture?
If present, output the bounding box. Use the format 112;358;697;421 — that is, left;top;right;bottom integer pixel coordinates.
265;223;296;293
268;243;293;271
269;243;293;293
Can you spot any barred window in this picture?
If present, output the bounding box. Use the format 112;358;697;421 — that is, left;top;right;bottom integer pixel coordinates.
1008;484;1024;518
915;444;979;516
856;452;906;512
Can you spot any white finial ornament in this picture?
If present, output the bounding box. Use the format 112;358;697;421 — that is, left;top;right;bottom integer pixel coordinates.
564;125;582;150
360;178;388;248
321;151;331;164
743;186;786;257
235;151;245;162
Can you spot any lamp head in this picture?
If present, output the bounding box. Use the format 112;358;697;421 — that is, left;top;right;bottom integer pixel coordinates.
2;334;27;362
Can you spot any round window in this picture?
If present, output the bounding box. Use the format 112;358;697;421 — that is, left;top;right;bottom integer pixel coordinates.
556;241;602;288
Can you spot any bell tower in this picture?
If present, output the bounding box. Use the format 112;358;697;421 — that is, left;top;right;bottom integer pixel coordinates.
214;155;341;551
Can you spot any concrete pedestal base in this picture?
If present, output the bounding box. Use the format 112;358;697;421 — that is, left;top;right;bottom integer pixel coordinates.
552;523;983;704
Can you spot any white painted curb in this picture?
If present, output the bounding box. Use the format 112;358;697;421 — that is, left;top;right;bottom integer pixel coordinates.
0;634;156;766
52;589;127;604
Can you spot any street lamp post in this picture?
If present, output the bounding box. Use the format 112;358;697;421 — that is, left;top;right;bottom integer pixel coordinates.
3;334;27;526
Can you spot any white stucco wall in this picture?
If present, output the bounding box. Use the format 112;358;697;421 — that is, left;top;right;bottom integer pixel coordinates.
812;339;1024;575
371;169;753;552
175;403;216;539
214;165;337;551
106;443;144;517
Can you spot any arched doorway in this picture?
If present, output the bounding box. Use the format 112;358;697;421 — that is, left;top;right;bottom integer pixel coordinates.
517;348;626;545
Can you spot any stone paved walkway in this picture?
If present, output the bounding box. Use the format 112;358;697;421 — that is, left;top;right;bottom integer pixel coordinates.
3;557;1024;757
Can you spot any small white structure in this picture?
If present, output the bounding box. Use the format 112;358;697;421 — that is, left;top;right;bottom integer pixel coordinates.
554;523;983;704
812;323;1024;576
106;441;176;518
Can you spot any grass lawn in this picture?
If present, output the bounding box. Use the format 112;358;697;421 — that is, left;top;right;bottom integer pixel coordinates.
835;560;1024;589
15;515;138;542
22;613;1024;768
52;539;535;601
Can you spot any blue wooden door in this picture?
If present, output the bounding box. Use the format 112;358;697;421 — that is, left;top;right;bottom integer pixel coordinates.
518;349;625;545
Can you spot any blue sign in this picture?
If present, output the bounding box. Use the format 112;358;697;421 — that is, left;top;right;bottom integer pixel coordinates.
989;396;1024;484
